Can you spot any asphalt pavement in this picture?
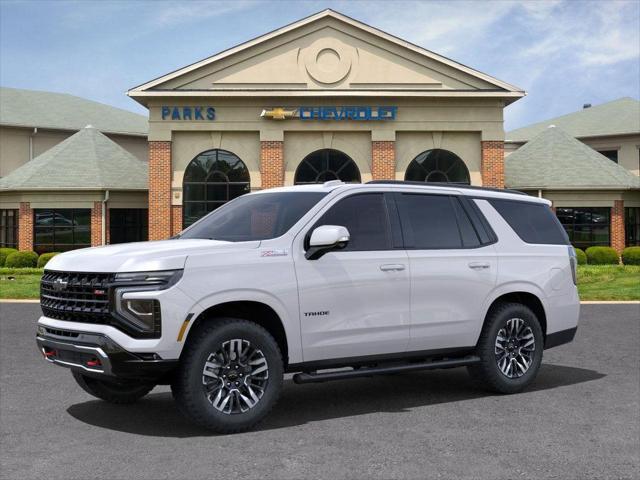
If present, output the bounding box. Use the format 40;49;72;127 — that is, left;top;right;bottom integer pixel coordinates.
1;303;638;480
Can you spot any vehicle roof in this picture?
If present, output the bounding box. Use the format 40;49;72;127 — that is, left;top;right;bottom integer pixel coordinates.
252;181;552;205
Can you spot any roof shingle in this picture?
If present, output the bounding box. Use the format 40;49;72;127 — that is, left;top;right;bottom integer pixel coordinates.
507;97;640;142
505;126;639;190
0;87;147;136
0;126;148;191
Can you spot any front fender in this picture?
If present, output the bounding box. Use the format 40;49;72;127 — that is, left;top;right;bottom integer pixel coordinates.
180;288;302;364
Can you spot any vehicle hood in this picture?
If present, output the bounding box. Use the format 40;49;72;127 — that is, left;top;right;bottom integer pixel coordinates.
45;239;260;273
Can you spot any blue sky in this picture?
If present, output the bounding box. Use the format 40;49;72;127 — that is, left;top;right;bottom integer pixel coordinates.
1;0;638;131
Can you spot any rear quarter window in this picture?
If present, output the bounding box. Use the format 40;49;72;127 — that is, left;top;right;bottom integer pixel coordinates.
488;199;569;245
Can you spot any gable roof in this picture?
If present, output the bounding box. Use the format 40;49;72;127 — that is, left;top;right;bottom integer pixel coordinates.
0;126;148;191
0;87;148;136
507;97;640;142
128;9;524;102
505;126;639;190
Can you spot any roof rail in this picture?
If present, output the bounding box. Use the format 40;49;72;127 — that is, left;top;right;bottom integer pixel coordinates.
366;180;528;196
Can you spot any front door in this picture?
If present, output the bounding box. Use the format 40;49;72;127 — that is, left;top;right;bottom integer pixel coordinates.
294;192;411;362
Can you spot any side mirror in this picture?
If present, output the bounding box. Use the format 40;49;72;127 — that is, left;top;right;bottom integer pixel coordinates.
305;225;350;260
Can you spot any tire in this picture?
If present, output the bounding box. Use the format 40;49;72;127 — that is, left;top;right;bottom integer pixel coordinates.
71;371;155;404
468;302;544;394
171;318;284;434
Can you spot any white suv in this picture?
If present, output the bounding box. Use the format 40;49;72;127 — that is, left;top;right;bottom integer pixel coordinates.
36;181;579;432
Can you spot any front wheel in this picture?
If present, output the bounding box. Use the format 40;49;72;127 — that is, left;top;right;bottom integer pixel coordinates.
72;371;155;404
171;318;284;433
468;302;543;394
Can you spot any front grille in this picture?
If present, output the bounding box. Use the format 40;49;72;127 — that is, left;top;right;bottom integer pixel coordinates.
41;271;114;324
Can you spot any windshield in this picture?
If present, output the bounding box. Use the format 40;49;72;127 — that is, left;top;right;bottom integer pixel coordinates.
179;192;328;242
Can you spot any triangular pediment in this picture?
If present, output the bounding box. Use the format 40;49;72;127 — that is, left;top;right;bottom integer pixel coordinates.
130;10;523;99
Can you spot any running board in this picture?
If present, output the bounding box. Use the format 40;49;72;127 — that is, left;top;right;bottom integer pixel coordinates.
292;355;481;384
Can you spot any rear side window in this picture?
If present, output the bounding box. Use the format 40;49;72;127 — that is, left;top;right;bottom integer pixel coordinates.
489;199;569;245
396;194;481;249
315;193;392;251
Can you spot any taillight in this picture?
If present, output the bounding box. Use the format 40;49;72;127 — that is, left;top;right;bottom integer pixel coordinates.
568;246;577;285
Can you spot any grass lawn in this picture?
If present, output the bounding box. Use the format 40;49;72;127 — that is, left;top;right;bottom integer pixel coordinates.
0;266;638;301
577;265;640;301
0;268;43;299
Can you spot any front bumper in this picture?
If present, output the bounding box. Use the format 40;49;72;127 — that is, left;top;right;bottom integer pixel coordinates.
36;325;177;382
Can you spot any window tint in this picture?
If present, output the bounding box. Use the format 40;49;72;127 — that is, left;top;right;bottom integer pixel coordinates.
315;193;391;251
0;209;18;248
396;194;462;249
109;209;148;244
34;208;91;254
489;199;569;245
556;207;610;249
180;192;327;242
452;199;481;248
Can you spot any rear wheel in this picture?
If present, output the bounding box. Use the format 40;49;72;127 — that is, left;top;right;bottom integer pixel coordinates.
71;371;154;404
468;302;543;394
171;318;283;433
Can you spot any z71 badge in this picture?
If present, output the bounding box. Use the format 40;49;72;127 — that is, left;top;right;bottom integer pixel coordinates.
260;249;289;257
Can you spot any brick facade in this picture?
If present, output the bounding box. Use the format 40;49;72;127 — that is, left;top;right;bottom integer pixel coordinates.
18;202;33;251
149;141;173;240
371;141;395;180
90;201;103;247
611;199;625;254
260;141;284;189
171;205;183;237
481;141;505;188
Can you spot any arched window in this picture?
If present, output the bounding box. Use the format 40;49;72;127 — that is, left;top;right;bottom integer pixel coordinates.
183;149;250;227
405;149;470;184
294;149;361;185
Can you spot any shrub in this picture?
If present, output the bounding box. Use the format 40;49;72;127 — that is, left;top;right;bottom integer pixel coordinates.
622;246;640;265
573;247;587;265
0;247;18;267
585;246;619;265
37;252;60;268
4;251;38;268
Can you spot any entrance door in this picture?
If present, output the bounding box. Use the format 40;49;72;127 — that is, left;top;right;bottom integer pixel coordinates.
294;192;410;362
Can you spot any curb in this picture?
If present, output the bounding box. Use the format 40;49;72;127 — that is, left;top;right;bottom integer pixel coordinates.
580;301;640;304
0;299;40;303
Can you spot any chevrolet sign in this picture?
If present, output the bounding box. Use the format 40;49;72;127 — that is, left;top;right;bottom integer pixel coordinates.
261;106;397;121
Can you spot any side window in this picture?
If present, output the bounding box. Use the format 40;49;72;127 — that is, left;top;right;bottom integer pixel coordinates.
396;194;464;249
489;199;569;245
314;193;392;251
452;199;481;248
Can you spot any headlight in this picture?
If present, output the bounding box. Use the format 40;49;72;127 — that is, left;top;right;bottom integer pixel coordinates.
114;269;183;288
112;270;183;337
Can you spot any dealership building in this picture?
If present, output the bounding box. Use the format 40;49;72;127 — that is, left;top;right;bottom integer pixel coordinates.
0;9;638;253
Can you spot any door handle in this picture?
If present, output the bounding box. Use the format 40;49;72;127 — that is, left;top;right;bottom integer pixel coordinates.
468;262;490;270
380;264;406;272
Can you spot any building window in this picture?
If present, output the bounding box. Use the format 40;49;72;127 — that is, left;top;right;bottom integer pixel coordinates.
294;149;361;185
405;149;470;184
183;149;250;228
109;209;148;244
34;209;91;254
0;209;18;248
626;207;640;246
597;150;618;163
555;207;610;250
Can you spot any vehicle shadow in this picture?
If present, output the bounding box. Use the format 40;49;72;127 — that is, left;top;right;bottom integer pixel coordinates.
66;363;605;437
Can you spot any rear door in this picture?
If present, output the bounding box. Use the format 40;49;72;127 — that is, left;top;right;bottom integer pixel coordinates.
394;192;498;351
293;191;410;362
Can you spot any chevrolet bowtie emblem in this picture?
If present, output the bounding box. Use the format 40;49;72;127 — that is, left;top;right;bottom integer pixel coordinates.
260;107;298;120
